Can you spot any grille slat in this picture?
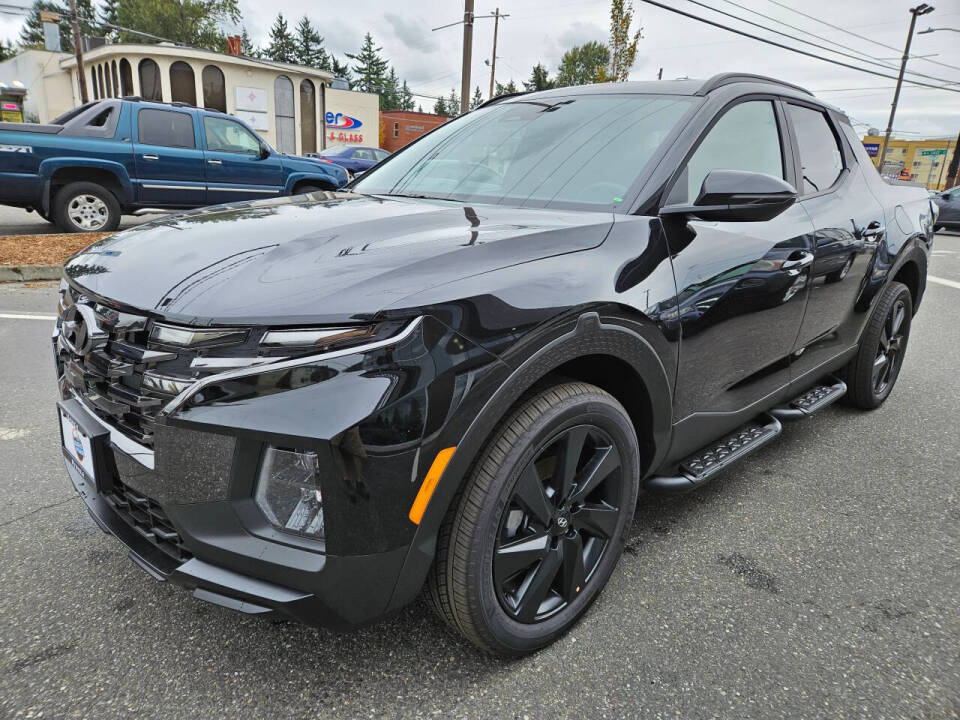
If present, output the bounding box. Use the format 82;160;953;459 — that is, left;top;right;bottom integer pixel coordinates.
105;479;193;563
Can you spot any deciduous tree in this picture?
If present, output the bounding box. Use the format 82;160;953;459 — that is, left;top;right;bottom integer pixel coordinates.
607;0;643;82
555;41;610;87
114;0;240;51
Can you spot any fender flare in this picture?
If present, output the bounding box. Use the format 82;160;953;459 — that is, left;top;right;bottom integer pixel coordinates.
284;172;341;194
39;158;135;210
384;311;674;612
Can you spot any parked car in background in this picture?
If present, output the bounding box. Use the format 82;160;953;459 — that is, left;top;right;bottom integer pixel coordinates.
0;98;348;233
933;185;960;230
306;145;390;176
54;74;933;656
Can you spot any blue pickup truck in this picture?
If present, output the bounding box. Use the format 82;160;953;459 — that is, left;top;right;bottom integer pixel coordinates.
0;98;348;232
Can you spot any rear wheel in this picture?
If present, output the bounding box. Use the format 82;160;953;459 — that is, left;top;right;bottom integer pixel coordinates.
53;182;121;233
426;381;640;655
842;281;912;409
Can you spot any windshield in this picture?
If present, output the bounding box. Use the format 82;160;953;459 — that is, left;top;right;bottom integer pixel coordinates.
352;94;695;209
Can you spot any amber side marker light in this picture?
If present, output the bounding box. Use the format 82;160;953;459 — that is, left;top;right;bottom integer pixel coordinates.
409;447;456;524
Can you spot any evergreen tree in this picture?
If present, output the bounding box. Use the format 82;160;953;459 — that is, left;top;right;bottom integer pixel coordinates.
470;85;483;109
401;80;415;111
98;0;119;39
0;39;15;61
346;32;388;95
240;26;259;57
114;0;239;51
294;16;328;70
381;66;401;110
555;41;610;87
524;62;553;92
19;0;96;52
433;95;448;116
446;88;460;116
494;79;518;97
418;103;423;113
331;56;352;86
265;13;296;64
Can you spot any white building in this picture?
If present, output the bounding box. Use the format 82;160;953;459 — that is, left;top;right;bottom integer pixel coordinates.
0;43;380;156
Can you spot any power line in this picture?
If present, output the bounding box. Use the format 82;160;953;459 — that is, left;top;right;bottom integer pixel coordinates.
762;0;960;74
637;0;960;94
681;0;959;87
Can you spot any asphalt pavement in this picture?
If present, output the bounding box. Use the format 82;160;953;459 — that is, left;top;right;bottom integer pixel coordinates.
0;205;161;235
0;234;958;719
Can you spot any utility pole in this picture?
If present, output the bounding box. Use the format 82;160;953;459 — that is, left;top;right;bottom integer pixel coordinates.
878;3;935;173
946;130;960;189
460;0;474;115
488;8;501;100
66;0;88;103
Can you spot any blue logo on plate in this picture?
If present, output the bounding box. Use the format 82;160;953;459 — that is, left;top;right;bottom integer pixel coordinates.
72;426;85;461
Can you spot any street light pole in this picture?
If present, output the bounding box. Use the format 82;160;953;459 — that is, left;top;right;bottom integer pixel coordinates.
878;4;935;174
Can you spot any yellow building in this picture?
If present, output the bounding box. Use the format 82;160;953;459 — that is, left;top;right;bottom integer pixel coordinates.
861;134;957;190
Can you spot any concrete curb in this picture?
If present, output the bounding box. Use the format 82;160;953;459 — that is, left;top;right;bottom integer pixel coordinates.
0;264;62;283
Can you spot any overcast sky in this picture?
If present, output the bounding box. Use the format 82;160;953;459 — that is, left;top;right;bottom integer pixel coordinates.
2;0;959;137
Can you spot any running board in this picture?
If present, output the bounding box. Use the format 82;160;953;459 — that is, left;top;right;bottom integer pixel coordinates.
769;380;847;421
647;414;782;493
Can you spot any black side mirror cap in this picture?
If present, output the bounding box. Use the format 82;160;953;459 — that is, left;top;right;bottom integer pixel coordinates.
259;143;271;159
660;169;798;223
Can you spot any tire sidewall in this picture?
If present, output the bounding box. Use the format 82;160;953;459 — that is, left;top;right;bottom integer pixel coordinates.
466;392;640;654
54;182;121;233
861;282;913;406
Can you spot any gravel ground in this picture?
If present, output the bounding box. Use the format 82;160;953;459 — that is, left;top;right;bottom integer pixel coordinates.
0;234;957;719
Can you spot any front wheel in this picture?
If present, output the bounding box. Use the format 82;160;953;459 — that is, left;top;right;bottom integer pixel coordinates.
426;381;640;655
53;182;121;233
842;281;913;409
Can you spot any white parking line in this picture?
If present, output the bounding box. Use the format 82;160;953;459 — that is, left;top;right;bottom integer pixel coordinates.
929;276;960;291
0;312;57;321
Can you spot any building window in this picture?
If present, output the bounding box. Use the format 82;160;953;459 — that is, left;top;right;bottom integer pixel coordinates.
274;75;295;154
97;64;105;99
169;61;197;106
393;121;399;138
202;65;226;112
105;63;114;97
138;59;162;102
90;67;98;99
299;79;317;154
119;59;133;96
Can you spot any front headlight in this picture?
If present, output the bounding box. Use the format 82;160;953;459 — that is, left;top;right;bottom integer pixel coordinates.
260;321;405;350
254;447;325;538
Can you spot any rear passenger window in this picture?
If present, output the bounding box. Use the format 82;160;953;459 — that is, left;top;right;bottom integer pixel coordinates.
138;109;195;149
670;100;784;204
787;104;844;194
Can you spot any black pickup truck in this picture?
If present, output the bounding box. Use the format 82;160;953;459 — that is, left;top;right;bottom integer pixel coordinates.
53;74;935;656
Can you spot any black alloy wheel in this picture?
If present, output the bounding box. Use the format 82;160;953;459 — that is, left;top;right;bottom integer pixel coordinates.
426;381;640;655
494;425;622;623
873;295;907;396
842;281;913;409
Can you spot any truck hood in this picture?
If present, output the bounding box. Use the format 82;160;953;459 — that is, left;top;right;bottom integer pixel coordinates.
64;193;613;325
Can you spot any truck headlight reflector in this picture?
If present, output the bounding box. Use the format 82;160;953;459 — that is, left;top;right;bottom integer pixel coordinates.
254;447;325;538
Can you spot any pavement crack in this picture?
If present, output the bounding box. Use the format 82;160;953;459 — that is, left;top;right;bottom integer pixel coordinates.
0;496;79;529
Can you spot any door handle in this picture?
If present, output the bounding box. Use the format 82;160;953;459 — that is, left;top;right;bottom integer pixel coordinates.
207;159;222;165
142;154;159;161
782;250;814;275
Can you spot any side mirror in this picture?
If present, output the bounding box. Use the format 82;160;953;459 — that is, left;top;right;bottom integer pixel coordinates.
259;143;271;160
661;169;798;223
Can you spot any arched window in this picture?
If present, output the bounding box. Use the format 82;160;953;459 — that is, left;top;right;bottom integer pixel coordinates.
90;67;99;99
201;65;226;112
111;61;120;98
105;63;113;97
299;79;316;154
97;64;105;99
119;59;133;96
169;61;196;106
274;76;295;154
138;59;162;102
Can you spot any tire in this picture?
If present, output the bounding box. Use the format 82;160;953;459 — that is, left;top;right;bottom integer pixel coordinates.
841;281;913;409
53;182;121;233
426;381;640;655
295;184;325;195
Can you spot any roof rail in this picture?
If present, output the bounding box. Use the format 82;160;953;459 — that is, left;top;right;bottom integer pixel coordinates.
697;73;813;97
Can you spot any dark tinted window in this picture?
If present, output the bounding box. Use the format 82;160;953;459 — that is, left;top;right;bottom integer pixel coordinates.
669;100;784;204
787;104;844;194
138;109;195;148
138;59;162;102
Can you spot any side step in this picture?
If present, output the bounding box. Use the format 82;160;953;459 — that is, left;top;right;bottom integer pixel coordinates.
647;414;782;493
769;379;847;421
